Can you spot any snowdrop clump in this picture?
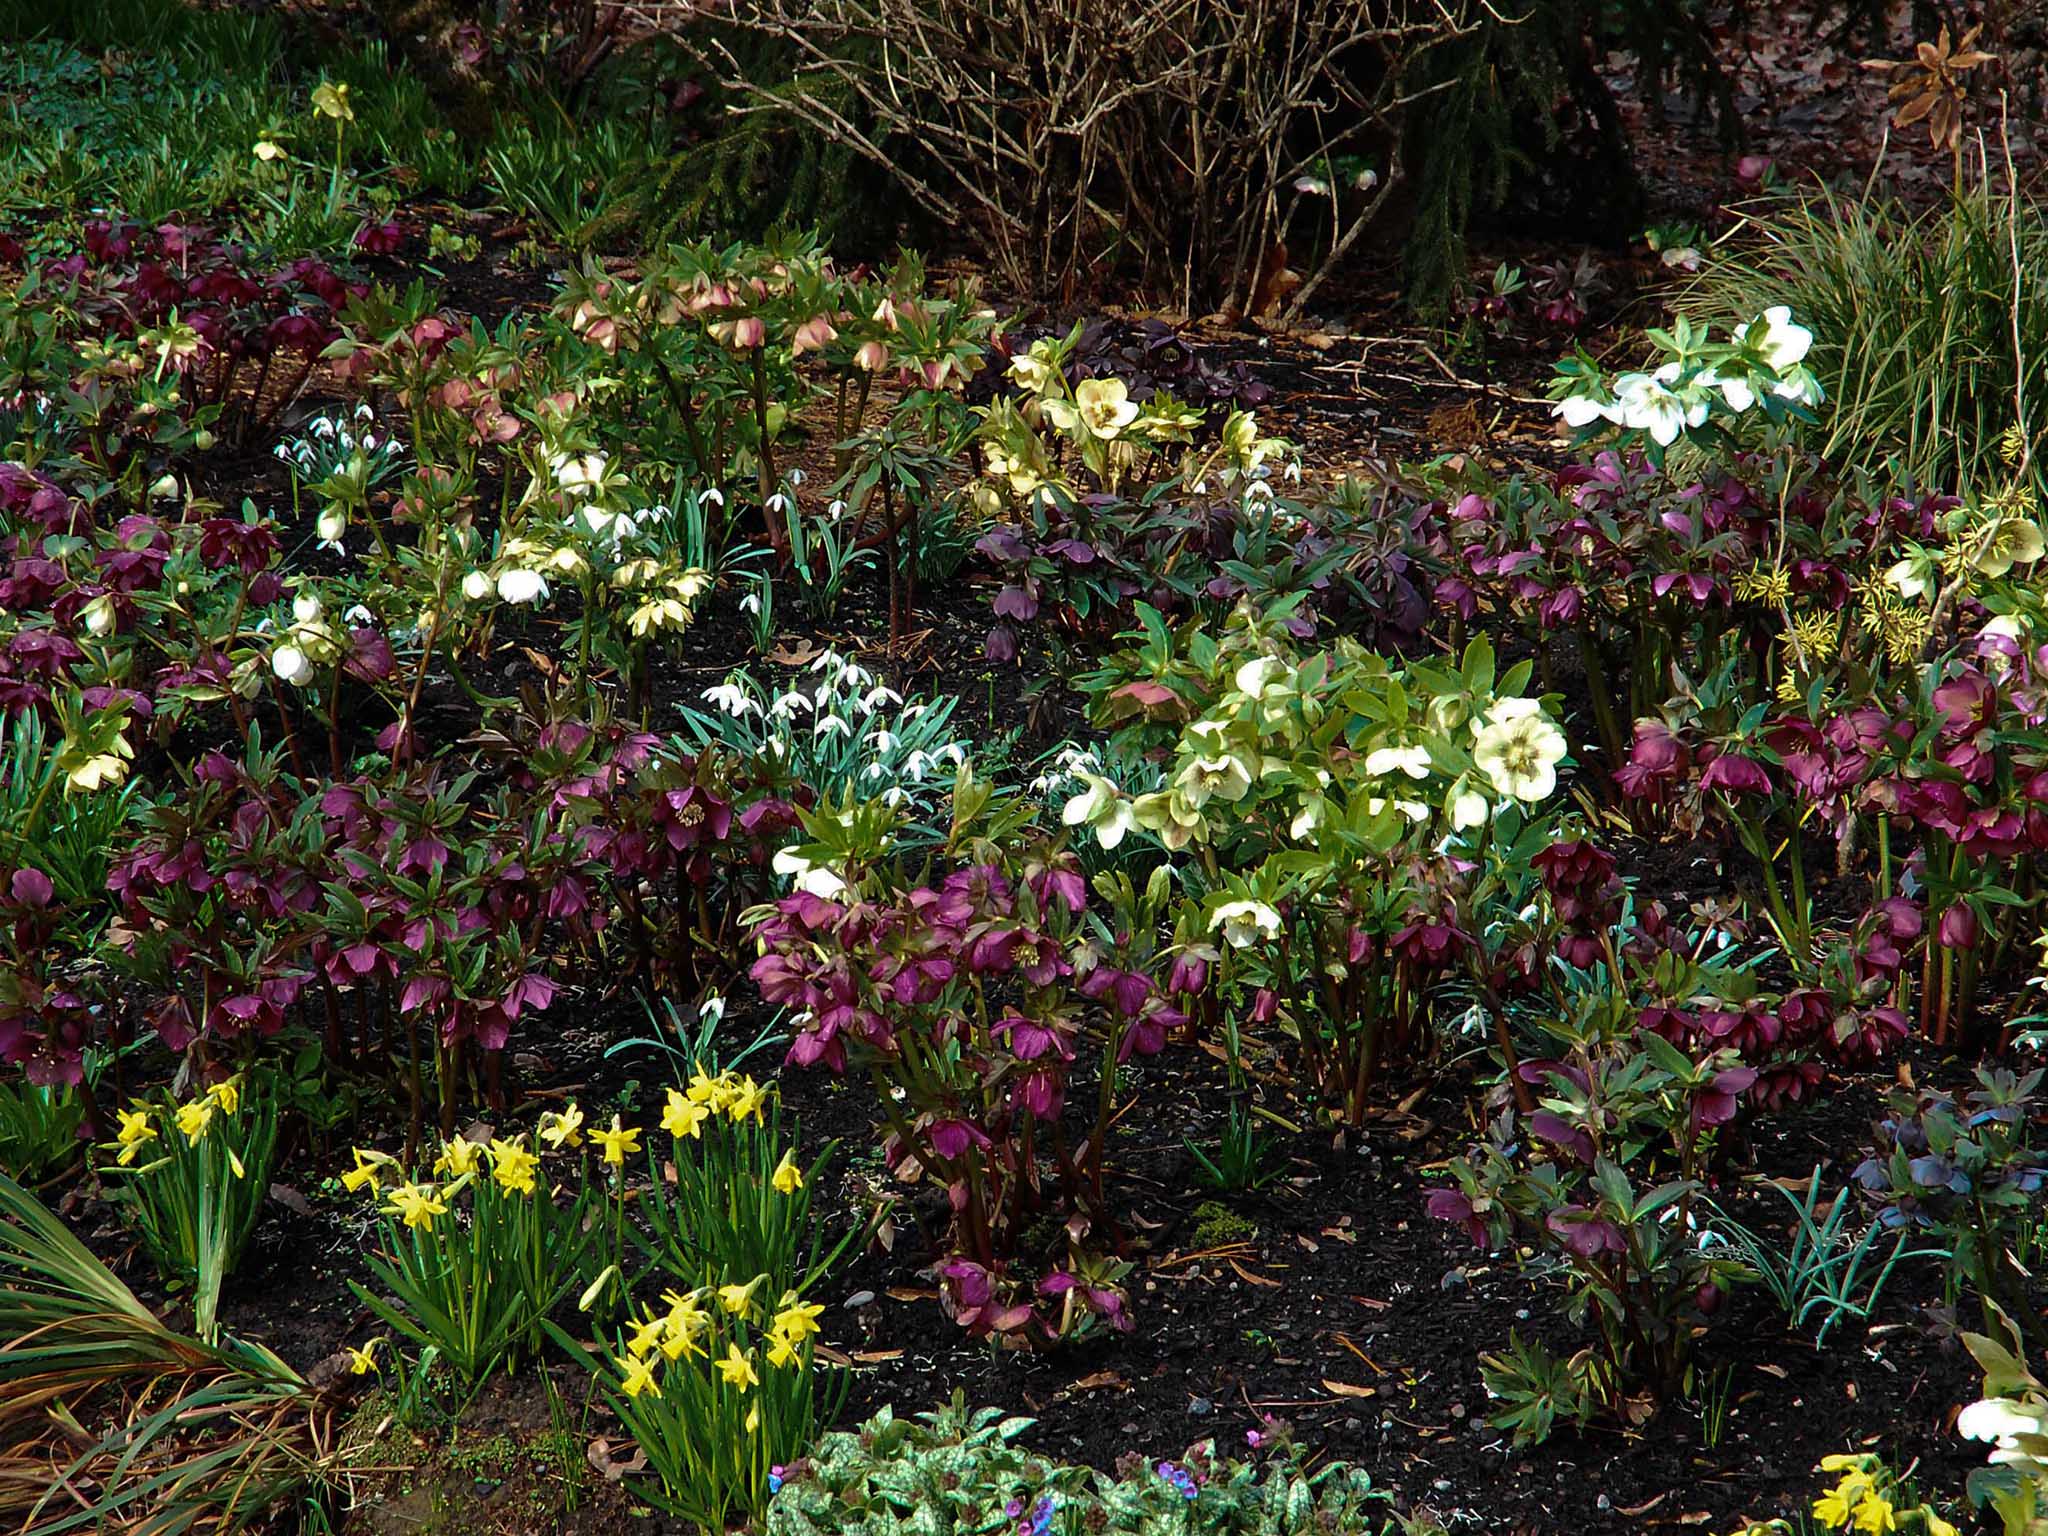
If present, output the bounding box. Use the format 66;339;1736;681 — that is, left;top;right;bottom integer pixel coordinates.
274;404;407;488
681;650;972;817
1550;307;1825;448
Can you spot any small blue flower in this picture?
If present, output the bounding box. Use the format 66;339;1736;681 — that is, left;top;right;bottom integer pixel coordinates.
768;1465;786;1495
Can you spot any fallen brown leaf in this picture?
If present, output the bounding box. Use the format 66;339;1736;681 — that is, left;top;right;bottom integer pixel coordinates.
1321;1379;1378;1399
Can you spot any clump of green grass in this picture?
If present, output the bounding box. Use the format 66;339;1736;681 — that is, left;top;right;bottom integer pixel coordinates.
1683;155;2048;497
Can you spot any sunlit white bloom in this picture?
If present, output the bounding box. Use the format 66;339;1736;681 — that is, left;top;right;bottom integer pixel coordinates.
814;715;852;738
1062;772;1136;850
462;570;492;602
344;604;373;626
1365;744;1431;780
1209;899;1282;949
1472;708;1567;802
868;730;898;754
271;644;314;686
1449;788;1489;830
770;691;813;718
551;452;607;496
1554;392;1622;429
771;849;847;900
1365;796;1431;823
1734;305;1813;371
1613;370;1708;446
316;507;346;548
862;686;902;711
904;750;933;782
496;568;549;604
703;682;754;717
740;591;762;615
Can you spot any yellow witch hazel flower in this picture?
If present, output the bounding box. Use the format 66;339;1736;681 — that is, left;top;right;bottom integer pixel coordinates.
1734;563;1792;605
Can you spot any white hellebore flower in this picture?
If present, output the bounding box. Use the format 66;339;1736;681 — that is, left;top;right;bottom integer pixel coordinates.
771;849;848;900
1553;391;1621;429
1233;655;1288;700
1062;772;1137;850
1364;744;1431;780
1735;305;1813;371
1613;370;1708;447
316;507;347;548
271;644;315;686
496;568;550;605
462;570;492;602
1472;702;1568;803
551;451;607;496
1958;1397;2048;1465
1449;788;1490;831
1209;899;1282;950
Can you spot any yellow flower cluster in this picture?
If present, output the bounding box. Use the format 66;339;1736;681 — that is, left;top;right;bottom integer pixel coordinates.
616;1281;824;1405
1806;1455;1955;1536
659;1069;769;1142
110;1079;247;1174
342;1131;550;1224
1855;578;1932;667
1734;563;1792;605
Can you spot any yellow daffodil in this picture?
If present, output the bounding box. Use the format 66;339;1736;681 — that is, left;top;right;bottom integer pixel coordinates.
717;1276;763;1316
772;1295;823;1342
434;1136;482;1177
538;1104;584;1150
206;1079;240;1115
766;1330;799;1368
771;1149;804;1194
114;1107;157;1165
489;1138;540;1195
1851;1496;1894;1536
685;1069;725;1108
342;1147;393;1195
716;1343;759;1392
662;1088;710;1140
385;1181;446;1231
620;1354;661;1399
592;1115;641;1168
347;1339;382;1375
228;1149;247;1179
175;1100;215;1144
725;1076;767;1124
626;1315;668;1358
1927;1515;1958;1536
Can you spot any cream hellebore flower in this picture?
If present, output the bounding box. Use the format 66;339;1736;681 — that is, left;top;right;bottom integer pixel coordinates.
1061;772;1137;850
1971;516;2047;579
1071;377;1140;439
81;593;116;637
1233;655;1289;701
1471;698;1567;802
254;140;285;162
1007;343;1057;393
316;507;347;549
496;568;549;604
1209;899;1282;950
1174;747;1254;809
551;451;607;496
1449;786;1490;831
1884;555;1935;601
272;644;315;686
1958;1396;2048;1467
1735;306;1814;371
1364;744;1431;780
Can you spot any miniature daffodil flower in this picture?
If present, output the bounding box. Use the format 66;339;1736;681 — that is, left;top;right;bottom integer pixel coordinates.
385;1181;446;1231
716;1343;759;1392
620;1354;661;1399
488;1137;540;1195
175;1100;215;1144
114;1107;157;1165
771;1150;804;1194
347;1338;382;1375
717;1276;763;1316
592;1116;642;1168
433;1136;482;1177
662;1088;710;1140
538;1104;584;1149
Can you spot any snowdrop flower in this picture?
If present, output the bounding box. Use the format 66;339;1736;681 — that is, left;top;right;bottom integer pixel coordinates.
770;691;812;719
496;568;550;604
740;591;762;616
862;685;902;712
814;715;851;738
788;468;805;487
938;743;967;767
701;488;725;509
272;644;315;686
904;749;934;782
882;785;906;808
703;682;754;717
868;730;898;754
766;492;790;515
343;604;373;626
